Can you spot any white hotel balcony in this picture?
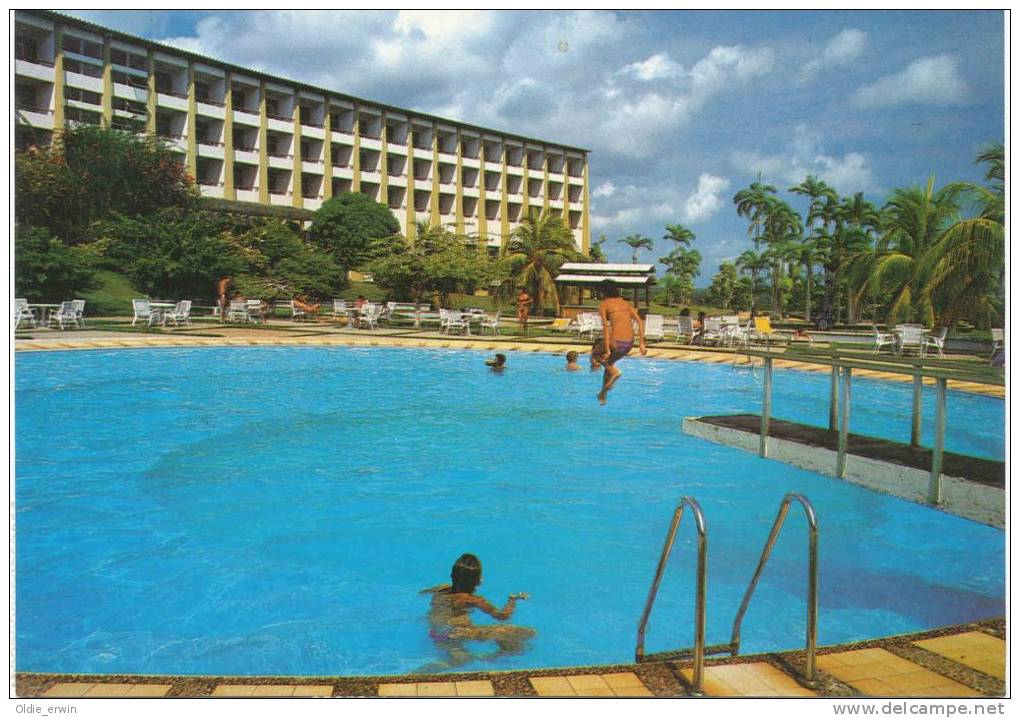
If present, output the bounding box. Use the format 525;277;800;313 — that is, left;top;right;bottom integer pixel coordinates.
15;105;55;129
16;58;55;82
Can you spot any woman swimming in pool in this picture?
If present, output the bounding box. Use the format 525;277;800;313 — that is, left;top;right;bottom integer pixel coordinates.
418;553;535;670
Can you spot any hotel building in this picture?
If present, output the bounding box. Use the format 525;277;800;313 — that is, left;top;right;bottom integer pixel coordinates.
14;10;591;251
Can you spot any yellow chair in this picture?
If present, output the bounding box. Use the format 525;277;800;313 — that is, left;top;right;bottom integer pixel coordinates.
753;316;775;346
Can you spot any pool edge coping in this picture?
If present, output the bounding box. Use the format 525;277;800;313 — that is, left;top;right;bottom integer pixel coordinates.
14;617;1005;697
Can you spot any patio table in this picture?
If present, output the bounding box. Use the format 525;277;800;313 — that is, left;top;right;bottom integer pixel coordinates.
27;303;59;325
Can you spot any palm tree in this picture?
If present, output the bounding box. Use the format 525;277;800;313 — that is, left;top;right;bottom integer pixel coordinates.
789;175;838;231
733;181;777;250
858;177;961;327
660;246;702;305
657;274;683;307
736;249;769;317
797;231;829;323
618;233;654;263
663;223;695;247
922;143;1005;328
588;233;608;263
496;208;578;315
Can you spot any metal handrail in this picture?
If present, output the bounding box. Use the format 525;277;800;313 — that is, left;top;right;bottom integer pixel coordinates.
635;496;708;695
730;492;819;688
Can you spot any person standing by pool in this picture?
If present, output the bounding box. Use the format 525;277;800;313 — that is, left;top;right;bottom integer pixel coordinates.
419;553;534;670
217;276;233;324
596;280;646;405
516;288;533;335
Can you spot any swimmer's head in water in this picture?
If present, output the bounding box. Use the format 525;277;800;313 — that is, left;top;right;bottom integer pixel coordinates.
566;351;578;362
451;553;482;594
485;353;506;367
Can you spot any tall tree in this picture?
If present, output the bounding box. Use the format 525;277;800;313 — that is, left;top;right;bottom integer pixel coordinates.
659;246;702;305
618;233;654;263
736;249;769;316
307;192;401;282
733;181;777;250
856;177;961;327
496;208;579;315
922;143;1005;327
662;223;696;247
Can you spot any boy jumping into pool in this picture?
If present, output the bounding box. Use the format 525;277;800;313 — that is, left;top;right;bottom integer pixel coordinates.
418;553;535;671
596;280;646;405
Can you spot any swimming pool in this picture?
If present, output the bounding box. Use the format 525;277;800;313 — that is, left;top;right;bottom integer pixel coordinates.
15;347;1004;676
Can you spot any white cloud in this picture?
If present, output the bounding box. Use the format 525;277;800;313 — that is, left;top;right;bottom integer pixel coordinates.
800;28;867;80
620;52;683;81
592;181;617;198
851;54;967;109
730;125;875;194
595;44;774;157
682;174;731;222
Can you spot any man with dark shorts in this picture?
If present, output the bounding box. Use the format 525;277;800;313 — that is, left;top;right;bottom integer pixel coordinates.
596;280;646;405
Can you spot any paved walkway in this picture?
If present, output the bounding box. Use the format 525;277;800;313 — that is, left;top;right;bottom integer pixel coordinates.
23;622;1005;698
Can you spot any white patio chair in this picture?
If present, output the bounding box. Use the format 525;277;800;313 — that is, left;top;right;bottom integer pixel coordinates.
228;300;250;323
72;299;86;327
378;303;393;323
164;300;192;327
872;326;896;354
357;303;381;330
332;299;348;320
443;310;469;335
643;314;665;341
47;301;79;330
702;318;726;346
132;299;162;327
923;326;948;358
279;299;305;321
14;299;37;329
438;308;451;333
480;312;501;335
989;328;1004;366
245;299;264;323
895;325;926;356
675;315;694;343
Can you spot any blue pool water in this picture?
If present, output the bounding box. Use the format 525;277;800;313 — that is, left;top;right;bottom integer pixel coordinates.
15;347;1004;676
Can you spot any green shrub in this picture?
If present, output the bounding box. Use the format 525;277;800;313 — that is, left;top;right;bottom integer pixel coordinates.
14;225;97;301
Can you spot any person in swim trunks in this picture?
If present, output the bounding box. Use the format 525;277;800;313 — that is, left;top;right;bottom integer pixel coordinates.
516;288;533;335
596;280;646;405
419;553;535;670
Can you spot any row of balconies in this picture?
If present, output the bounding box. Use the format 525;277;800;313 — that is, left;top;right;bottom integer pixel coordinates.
16;25;589;174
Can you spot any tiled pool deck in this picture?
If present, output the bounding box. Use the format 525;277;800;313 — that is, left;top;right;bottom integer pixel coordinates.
15;323;1006;697
17;620;1005;697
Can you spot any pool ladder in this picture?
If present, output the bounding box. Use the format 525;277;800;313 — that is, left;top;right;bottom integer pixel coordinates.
635;492;819;695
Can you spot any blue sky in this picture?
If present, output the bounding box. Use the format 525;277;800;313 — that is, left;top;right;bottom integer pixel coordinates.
68;10;1005;285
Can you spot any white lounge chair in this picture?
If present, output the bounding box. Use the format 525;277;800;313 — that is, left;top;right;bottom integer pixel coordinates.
132;299;162;327
643;314;665;341
574;312;600;340
164;300;192;327
675;315;694;343
924;326;948;358
14;299;37;329
872;326;896;354
47;301;79;330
